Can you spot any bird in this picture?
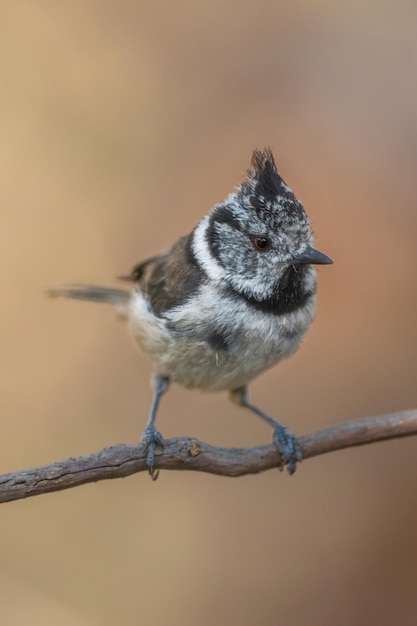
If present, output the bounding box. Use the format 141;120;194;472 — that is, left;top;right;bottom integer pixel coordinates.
49;148;332;477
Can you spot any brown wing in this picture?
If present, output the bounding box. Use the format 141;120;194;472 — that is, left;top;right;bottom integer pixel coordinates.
120;234;206;317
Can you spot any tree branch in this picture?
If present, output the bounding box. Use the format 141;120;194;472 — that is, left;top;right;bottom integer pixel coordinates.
1;408;416;504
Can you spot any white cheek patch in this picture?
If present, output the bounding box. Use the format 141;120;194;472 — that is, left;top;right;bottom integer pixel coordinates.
192;215;226;282
229;272;272;301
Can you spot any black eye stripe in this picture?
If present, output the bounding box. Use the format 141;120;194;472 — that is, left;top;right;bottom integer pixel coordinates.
211;206;242;231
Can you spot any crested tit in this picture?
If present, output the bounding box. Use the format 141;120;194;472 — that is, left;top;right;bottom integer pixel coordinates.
49;148;332;476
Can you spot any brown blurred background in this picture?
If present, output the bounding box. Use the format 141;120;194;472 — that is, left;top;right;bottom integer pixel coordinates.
1;1;417;624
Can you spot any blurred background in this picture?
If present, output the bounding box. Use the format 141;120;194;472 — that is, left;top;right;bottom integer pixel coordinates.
0;1;417;624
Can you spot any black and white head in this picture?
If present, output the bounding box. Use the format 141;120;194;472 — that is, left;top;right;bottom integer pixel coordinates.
192;148;332;313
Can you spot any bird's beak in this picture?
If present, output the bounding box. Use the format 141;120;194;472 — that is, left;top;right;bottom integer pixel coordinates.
293;245;333;265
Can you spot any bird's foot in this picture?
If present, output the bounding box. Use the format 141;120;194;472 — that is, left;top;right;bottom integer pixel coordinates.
141;427;164;480
272;425;302;475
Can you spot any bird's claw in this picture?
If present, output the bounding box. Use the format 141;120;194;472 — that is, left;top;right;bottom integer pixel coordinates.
272;426;302;475
141;428;164;478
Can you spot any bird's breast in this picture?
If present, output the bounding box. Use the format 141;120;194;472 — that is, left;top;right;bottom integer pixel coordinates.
128;285;316;391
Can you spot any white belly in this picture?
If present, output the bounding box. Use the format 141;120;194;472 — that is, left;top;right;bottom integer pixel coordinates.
128;285;316;391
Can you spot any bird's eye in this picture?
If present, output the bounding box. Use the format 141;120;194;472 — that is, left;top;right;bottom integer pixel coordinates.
252;236;271;251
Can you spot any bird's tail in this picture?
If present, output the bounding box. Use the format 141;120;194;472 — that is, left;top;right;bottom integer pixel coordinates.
47;284;130;309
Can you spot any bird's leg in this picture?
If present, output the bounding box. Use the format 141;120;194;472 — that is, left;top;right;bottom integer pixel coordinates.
141;374;170;479
230;386;302;475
